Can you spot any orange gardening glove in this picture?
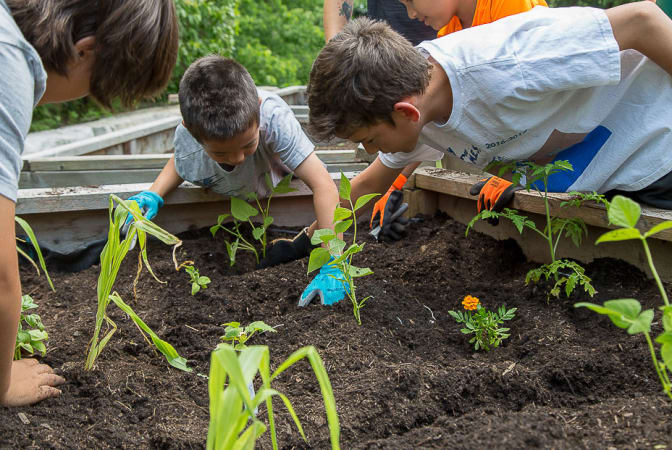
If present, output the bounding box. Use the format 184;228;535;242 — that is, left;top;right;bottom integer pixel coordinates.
370;174;408;229
468;176;522;225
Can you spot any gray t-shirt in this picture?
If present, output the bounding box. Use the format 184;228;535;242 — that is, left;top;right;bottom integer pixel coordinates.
174;90;314;198
0;0;46;202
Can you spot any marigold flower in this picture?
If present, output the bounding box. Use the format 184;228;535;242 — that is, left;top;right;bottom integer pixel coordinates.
462;295;479;311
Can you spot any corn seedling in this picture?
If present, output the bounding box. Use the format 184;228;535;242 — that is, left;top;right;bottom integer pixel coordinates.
467;160;599;299
85;194;191;372
211;173;296;265
576;195;672;401
207;344;340;450
448;295;516;351
15;216;55;292
221;321;277;351
307;173;379;325
14;294;48;360
183;263;211;295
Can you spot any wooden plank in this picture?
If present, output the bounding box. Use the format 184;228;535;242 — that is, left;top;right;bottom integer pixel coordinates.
24;116;181;159
16;171;359;215
22;149;360;172
414;167;672;242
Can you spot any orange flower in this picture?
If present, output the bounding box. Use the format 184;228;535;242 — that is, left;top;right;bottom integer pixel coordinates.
462;295;479;311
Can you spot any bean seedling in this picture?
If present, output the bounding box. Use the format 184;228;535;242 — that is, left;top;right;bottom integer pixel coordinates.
211;173;296;265
183;263;211;295
207;344;340;450
85;194;191;372
448;295;516;351
576;195;672;401
307;173;380;325
14;294;48;360
467;160;599;299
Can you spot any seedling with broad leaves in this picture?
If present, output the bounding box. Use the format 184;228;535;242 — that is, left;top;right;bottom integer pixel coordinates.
467;160;600;299
448;295;516;351
576;195;672;400
85;195;191;372
211;173;296;265
207;344;340;450
307;173;380;325
183;263;211;295
220;321;277;351
14;294;48;360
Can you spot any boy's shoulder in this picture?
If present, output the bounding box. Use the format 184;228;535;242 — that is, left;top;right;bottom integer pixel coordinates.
258;89;293;125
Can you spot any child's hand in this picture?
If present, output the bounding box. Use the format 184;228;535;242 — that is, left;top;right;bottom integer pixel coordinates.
0;359;65;407
469;176;521;225
299;263;350;306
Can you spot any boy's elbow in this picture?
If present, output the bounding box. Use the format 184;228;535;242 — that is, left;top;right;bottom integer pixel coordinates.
610;1;664;52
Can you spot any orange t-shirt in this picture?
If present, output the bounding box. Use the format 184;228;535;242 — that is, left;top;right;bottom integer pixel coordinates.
437;0;548;37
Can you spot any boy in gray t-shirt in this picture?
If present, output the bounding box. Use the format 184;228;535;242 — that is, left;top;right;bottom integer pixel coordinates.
127;56;339;268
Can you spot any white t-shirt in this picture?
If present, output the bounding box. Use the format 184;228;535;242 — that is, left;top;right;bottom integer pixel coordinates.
174;90;314;198
379;6;672;193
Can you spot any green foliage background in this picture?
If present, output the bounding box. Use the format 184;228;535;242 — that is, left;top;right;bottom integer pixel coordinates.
31;0;631;131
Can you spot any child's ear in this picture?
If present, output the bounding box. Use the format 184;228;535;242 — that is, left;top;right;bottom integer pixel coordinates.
394;102;421;122
74;36;96;60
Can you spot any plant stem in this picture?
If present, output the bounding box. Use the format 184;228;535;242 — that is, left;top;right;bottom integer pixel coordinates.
552;222;568;258
641;238;670;306
542;183;556;263
644;332;672;400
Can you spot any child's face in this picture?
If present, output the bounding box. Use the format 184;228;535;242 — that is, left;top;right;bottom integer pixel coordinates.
343;113;422;155
202;123;260;166
399;0;456;31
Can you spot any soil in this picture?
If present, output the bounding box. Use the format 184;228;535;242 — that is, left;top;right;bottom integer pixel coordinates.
1;214;671;449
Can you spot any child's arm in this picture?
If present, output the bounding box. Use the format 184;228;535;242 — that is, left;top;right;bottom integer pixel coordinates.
324;0;354;42
124;156;183;221
293;152;340;232
606;2;672;76
149;155;184;198
0;198;64;406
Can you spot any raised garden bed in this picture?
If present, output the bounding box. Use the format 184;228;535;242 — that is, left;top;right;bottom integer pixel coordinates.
2;214;671;448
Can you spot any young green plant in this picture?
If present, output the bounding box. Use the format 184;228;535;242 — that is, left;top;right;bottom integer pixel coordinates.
211;173;296;265
14;294;48;360
307;173;379;325
15;216;55;292
467;160;599;299
85;194;191;372
220;321;277;351
183;263;211;295
576;195;672;401
207;344;340;450
448;295;516;351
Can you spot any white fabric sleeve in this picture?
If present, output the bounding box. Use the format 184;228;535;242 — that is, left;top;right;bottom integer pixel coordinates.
378;143;444;169
262;95;314;171
0;44;37;202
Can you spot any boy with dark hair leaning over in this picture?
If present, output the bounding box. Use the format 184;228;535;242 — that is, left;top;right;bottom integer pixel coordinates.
0;0;179;406
301;1;672;303
127;56;339;270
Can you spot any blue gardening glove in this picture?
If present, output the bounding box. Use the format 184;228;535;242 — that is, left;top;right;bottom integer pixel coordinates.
125;190;164;222
299;262;350;307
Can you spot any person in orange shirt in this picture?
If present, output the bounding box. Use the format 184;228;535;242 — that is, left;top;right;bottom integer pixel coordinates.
368;0;547;241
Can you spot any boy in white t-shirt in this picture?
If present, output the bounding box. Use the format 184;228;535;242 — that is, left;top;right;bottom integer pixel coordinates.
306;2;672;215
296;1;672;305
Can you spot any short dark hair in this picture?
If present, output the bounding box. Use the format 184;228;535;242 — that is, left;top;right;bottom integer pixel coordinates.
307;17;431;141
8;0;179;108
178;56;259;143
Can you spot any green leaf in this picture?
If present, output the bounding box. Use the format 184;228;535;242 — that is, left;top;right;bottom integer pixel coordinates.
263;216;274;229
230;197;259;222
334;220;353;234
192;283;200;295
596;228;641;244
354;193;381;211
272;173;297;194
328;238;345;255
655;331;672;345
311;228;336;245
644;220;672;239
246;321;277;334
575;299;653;334
199;276;211;285
252;227;264;241
307;248;331;273
349;266;373;278
339;172;351;201
608;195;641;228
662;306;672;332
333;207;352;222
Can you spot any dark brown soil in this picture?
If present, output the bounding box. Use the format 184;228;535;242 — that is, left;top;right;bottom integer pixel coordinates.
2;214;671;449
